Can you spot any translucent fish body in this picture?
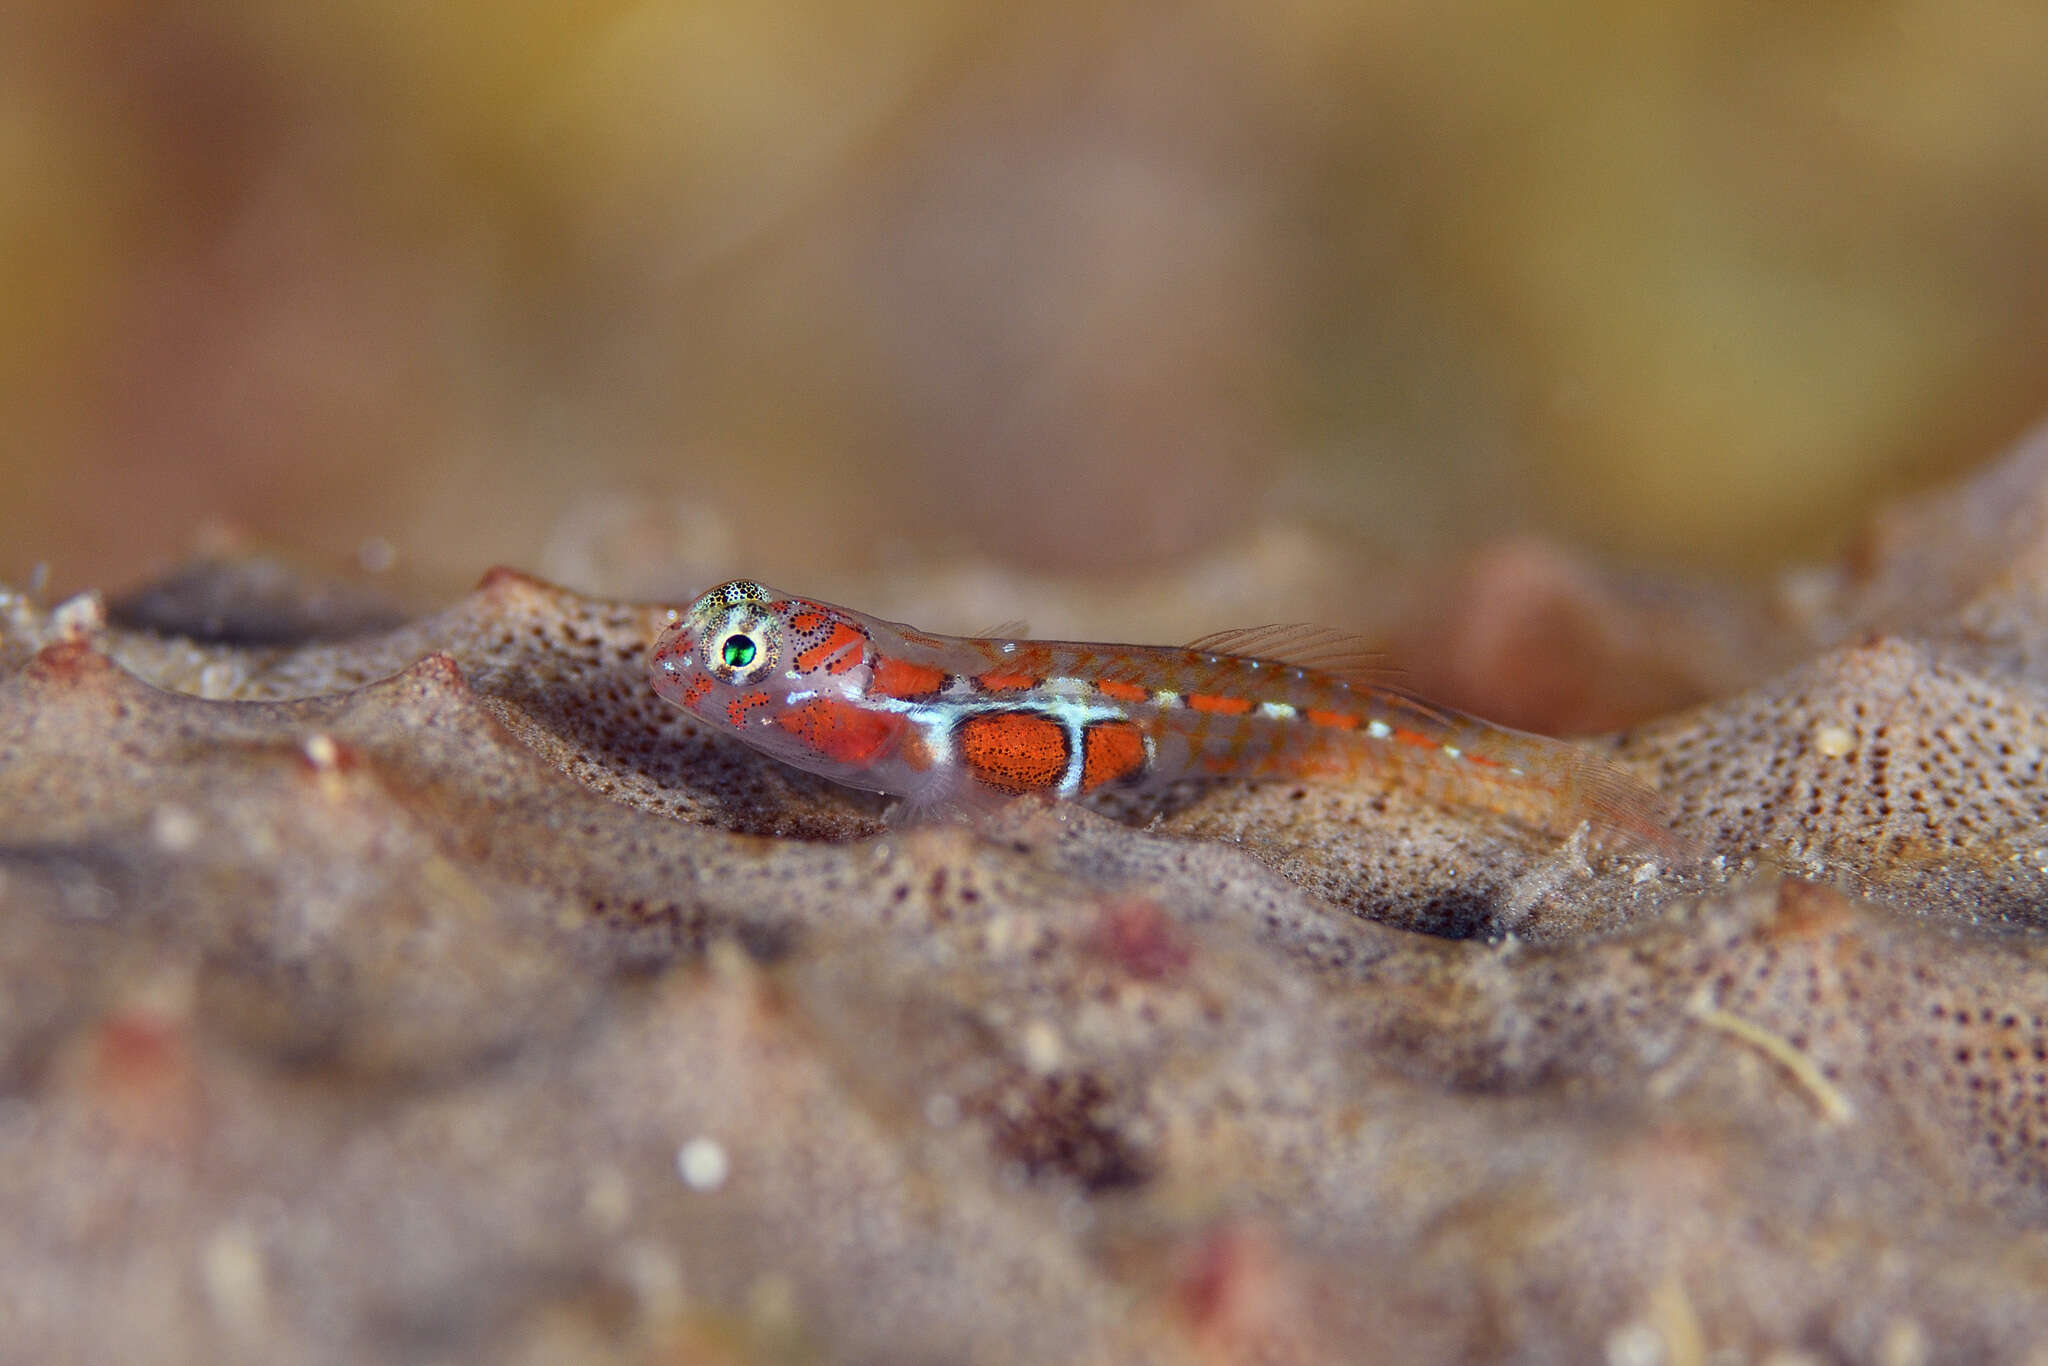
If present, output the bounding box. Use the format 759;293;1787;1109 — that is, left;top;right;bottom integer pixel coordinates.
649;580;1690;855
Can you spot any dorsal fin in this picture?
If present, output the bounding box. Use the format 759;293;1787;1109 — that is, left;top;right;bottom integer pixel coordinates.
1181;623;1401;685
976;619;1031;641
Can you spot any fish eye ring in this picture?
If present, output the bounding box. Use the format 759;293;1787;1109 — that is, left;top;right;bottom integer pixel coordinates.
707;625;773;680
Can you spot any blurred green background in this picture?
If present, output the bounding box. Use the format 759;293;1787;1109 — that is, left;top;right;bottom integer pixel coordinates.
4;0;2046;599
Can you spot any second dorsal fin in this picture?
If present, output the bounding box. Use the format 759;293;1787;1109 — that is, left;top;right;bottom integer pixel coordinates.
975;619;1031;641
1181;623;1401;685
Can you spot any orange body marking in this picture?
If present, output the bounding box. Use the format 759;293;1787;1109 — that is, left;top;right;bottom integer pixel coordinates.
957;712;1070;794
869;655;950;700
1080;720;1148;792
774;697;902;766
974;670;1039;692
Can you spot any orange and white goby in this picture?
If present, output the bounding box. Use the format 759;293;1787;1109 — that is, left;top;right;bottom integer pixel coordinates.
650;580;1691;857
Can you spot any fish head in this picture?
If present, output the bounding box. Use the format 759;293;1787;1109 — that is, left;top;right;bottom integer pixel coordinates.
649;580;884;762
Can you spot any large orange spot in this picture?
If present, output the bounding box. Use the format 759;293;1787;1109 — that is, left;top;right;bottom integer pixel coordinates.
957;711;1069;794
1188;693;1254;716
775;697;902;765
1305;708;1359;731
1080;720;1147;791
1094;678;1149;704
870;655;950;699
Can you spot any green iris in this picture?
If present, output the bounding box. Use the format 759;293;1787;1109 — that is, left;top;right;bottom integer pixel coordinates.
721;635;758;669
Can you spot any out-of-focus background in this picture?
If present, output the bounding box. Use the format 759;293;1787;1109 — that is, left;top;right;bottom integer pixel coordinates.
4;0;2047;604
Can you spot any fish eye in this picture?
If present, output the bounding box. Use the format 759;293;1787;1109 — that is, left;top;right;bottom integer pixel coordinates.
707;624;772;679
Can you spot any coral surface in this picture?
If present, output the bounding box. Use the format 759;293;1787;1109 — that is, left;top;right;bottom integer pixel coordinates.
8;430;2048;1363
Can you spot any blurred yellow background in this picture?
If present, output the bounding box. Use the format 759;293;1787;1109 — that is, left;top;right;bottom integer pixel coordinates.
4;0;2046;599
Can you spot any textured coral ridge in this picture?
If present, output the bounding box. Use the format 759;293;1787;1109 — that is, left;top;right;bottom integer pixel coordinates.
8;442;2048;1362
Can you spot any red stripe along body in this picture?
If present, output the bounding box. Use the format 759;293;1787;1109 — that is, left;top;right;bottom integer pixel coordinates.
649;580;1689;855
